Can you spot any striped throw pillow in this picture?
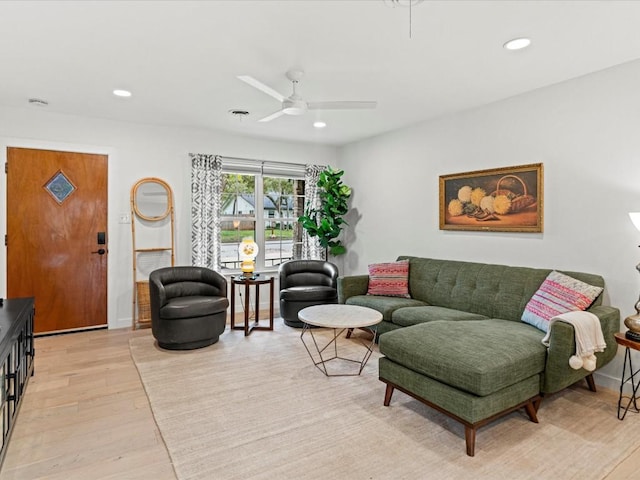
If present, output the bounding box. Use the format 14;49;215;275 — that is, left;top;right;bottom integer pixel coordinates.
521;270;603;332
367;260;411;298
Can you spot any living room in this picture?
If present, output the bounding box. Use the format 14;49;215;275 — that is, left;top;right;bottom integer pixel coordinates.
1;1;640;478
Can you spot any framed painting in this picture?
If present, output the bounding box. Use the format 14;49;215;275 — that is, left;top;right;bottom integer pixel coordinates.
439;163;543;233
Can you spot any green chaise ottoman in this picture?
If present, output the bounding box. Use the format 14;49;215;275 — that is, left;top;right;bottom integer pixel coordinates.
379;319;548;456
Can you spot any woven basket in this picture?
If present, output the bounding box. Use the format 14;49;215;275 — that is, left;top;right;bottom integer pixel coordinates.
136;281;151;324
491;174;535;213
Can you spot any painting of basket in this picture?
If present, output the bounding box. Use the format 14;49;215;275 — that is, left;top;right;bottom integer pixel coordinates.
491;174;536;214
439;163;543;233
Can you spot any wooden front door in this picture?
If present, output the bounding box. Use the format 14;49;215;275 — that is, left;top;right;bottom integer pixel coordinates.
6;148;108;333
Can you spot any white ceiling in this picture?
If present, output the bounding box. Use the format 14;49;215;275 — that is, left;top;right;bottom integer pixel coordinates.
2;0;640;146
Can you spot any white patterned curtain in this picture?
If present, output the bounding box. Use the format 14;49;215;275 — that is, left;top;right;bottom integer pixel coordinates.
301;164;326;260
190;154;222;270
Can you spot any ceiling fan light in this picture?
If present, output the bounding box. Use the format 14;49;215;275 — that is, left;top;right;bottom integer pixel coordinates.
282;97;307;116
282;106;305;115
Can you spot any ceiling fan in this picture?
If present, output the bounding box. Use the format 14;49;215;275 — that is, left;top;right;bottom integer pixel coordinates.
237;69;377;122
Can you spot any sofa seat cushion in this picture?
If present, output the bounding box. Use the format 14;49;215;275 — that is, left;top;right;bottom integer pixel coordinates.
345;294;427;321
391;306;488;327
379;319;547;396
280;286;337;302
161;296;229;319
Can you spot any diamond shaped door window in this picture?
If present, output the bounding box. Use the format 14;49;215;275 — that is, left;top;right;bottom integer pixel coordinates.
44;170;76;204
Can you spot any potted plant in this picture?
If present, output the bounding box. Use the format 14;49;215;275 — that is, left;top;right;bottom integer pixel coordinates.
298;166;352;256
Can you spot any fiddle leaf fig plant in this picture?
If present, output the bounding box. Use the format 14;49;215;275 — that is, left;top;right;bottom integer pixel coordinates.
299;166;352;256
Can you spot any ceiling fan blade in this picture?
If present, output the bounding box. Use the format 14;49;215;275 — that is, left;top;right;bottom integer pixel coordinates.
237;75;285;102
307;101;377;110
258;110;286;122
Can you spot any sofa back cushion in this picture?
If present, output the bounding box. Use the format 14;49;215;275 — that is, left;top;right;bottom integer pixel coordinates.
397;256;605;322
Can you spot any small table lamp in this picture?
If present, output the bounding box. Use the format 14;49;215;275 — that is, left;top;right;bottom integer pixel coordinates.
238;237;259;279
625;212;640;341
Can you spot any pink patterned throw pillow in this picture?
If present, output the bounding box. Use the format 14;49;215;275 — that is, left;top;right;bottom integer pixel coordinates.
367;260;411;298
521;270;603;332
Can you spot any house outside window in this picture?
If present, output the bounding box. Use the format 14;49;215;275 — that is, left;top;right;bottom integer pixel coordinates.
220;161;305;271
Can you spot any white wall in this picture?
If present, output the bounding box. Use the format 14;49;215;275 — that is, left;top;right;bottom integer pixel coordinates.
337;58;640;390
2;57;637;388
0;106;337;329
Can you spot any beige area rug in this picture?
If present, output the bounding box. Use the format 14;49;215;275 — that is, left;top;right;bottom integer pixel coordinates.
130;323;640;480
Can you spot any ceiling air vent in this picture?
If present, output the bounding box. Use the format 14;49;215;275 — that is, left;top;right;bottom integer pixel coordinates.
28;98;49;107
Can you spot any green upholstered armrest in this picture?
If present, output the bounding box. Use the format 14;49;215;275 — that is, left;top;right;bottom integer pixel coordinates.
338;275;369;304
542;305;620;393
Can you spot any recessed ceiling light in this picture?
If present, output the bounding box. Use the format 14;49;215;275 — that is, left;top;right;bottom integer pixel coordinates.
313;121;327;129
503;37;531;51
113;89;132;97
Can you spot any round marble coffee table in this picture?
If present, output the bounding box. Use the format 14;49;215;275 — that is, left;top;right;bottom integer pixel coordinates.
298;304;383;376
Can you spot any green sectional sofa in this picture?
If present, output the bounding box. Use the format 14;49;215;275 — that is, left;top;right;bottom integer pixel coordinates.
338;256;619;456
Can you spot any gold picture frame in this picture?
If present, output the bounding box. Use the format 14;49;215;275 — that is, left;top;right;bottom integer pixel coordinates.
439;163;543;233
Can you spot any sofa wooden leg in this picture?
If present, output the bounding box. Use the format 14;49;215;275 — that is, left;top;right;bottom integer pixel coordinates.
379;378;544;457
585;374;597;392
465;427;476;457
383;383;395;406
524;400;539;423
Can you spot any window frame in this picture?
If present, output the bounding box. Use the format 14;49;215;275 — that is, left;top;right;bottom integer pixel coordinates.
220;159;305;273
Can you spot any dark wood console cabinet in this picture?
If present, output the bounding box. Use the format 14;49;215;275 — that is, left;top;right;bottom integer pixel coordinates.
0;298;35;467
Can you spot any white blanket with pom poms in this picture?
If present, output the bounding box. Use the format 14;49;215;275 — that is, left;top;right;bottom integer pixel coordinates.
541;311;606;371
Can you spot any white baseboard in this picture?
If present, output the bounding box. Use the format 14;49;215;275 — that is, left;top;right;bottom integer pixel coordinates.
593;370;621;393
110;317;133;330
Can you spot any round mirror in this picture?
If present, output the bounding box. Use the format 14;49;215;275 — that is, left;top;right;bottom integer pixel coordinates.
132;178;172;221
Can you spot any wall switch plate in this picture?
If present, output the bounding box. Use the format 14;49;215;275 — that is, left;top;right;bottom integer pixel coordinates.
119;213;131;224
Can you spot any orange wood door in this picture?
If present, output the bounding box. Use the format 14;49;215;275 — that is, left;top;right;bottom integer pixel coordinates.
6;148;108;333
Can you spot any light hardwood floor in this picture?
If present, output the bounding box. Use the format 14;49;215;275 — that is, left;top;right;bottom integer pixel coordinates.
0;327;175;480
0;327;639;479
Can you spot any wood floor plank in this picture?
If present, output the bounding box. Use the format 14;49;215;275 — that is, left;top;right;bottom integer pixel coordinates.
604;442;640;479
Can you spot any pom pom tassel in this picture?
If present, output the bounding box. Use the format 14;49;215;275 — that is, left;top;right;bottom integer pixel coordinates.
583;354;597;372
569;354;597;371
569;355;583;370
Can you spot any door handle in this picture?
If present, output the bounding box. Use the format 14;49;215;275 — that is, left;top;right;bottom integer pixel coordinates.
91;248;106;255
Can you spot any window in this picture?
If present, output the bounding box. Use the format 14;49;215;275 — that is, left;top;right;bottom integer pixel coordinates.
220;161;305;271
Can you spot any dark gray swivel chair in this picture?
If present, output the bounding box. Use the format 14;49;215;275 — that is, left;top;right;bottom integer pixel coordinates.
278;260;339;328
149;266;229;350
